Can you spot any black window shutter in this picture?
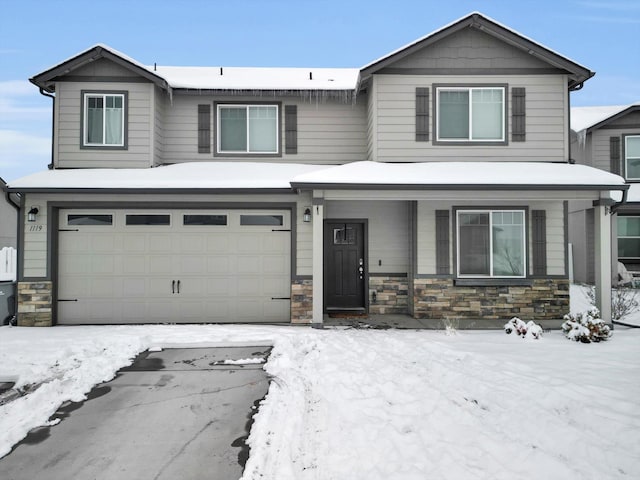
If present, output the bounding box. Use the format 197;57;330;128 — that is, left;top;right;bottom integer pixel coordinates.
610;136;621;175
285;105;298;154
197;104;211;154
512;87;526;142
415;88;429;142
435;210;450;274
532;210;547;276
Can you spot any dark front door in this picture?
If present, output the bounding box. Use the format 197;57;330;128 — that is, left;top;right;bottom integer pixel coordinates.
324;221;366;311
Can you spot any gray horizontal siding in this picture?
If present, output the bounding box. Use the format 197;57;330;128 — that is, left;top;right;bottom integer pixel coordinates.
55;82;154;168
373;74;568;162
592;127;640;174
326;200;410;274
416;200;564;276
161;95;367;164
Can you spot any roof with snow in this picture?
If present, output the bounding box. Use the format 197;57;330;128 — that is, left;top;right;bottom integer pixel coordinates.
30;12;593;94
6;162;326;192
571;104;640;133
290;161;627;190
7;161;626;193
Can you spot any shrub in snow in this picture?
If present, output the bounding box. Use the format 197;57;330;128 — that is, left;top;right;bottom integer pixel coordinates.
562;308;612;343
503;317;543;339
585;285;639;322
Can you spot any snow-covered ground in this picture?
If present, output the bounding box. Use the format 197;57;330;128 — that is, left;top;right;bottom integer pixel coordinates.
1;292;639;479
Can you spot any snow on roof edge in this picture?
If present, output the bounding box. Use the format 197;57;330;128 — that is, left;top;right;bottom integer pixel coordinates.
571;104;640;132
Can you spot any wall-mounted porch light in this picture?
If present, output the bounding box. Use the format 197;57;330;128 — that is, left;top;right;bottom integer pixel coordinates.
303;207;311;223
27;207;39;222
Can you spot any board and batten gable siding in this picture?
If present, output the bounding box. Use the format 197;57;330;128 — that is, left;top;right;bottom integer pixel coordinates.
325;200;410;274
19;191;314;280
370;74;568;162
387;26;558;72
590;112;640;174
159;95;367;165
416;200;565;276
55;81;154;169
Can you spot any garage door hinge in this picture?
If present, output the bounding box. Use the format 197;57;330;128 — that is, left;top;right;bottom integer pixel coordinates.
271;297;291;300
58;229;80;232
272;229;291;232
57;299;78;302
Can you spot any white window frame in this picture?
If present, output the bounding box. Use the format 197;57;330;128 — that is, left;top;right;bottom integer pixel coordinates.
216;104;279;154
617;215;640;259
82;92;126;147
456;209;527;278
436;86;506;142
625;135;640;181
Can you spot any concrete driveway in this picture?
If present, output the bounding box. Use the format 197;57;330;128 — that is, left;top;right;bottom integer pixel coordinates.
0;346;271;480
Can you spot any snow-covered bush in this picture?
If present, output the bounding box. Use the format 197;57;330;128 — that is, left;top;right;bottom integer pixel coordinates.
503;317;543;339
562;308;612;343
442;317;458;336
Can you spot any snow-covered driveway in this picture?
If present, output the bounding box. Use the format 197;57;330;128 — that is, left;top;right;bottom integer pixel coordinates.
1;325;639;480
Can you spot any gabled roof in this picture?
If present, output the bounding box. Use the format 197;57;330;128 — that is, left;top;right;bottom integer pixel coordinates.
571;104;640;133
30;44;170;93
359;12;594;91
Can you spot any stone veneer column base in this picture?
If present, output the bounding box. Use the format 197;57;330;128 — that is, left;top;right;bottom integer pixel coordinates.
413;278;569;325
368;275;409;315
17;281;53;327
291;279;313;324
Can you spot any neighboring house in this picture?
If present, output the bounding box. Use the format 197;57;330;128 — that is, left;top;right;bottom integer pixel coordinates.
0;177;18;249
570;104;640;284
6;12;625;328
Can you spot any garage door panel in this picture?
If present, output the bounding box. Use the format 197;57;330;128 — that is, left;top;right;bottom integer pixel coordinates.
123;236;146;253
207;257;230;274
123;256;146;274
148;256;173;274
58;208;290;324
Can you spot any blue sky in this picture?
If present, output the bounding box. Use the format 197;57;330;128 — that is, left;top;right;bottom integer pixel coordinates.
1;0;638;181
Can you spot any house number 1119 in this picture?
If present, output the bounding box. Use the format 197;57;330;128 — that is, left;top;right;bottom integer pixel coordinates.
29;225;43;232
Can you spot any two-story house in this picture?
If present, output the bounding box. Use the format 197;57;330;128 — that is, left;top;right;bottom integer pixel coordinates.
570;103;640;284
5;12;626;328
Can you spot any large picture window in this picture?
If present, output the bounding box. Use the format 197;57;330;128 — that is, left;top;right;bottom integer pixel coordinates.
457;210;526;278
217;104;279;154
437;87;505;142
625;135;640;180
618;216;640;259
82;92;126;147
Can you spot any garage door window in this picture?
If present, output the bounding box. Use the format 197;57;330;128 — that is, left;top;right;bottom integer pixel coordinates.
240;214;283;226
126;214;171;226
67;214;113;226
183;214;227;226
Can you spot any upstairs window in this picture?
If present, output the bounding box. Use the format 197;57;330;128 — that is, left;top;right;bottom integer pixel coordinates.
436;87;505;143
82;92;126;148
457;210;526;278
217;104;279;154
625;135;640;180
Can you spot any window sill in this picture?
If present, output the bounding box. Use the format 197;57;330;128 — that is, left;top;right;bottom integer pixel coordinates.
454;278;533;287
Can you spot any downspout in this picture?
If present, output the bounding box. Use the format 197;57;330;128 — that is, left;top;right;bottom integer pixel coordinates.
38;87;55;170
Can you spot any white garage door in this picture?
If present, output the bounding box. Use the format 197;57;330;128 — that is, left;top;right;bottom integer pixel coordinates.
57;209;291;324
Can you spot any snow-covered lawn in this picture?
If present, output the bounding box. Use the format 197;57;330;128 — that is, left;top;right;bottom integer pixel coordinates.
1;298;639;479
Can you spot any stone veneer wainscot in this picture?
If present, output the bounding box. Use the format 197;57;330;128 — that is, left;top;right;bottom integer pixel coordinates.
291;279;313;323
17;281;53;327
413;278;569;325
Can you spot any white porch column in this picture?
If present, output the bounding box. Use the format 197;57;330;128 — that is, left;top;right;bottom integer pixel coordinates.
594;203;612;323
312;203;324;325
